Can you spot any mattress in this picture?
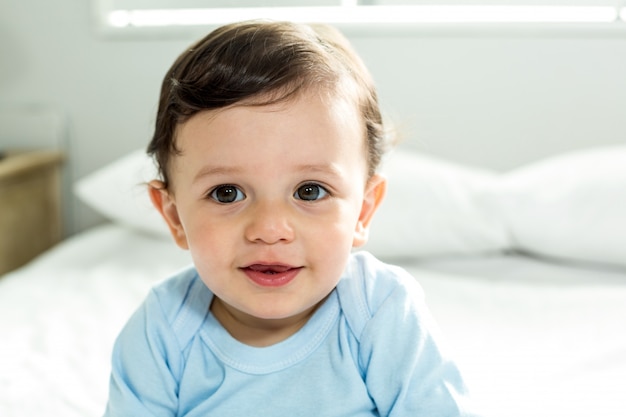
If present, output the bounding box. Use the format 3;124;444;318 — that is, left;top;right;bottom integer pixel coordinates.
1;224;624;417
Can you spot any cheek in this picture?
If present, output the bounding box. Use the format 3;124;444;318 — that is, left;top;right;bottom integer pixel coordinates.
306;206;360;250
190;223;230;247
186;224;237;287
306;222;356;283
179;209;235;257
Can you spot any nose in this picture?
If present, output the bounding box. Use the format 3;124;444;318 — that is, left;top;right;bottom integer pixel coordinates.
244;199;295;245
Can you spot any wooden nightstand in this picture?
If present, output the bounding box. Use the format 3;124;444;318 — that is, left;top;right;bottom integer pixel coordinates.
0;150;64;275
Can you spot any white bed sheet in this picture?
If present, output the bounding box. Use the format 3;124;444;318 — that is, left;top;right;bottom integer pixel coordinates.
406;255;626;417
1;224;625;417
0;224;192;417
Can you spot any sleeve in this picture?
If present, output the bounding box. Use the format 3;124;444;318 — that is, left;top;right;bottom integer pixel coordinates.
103;290;182;417
358;268;481;417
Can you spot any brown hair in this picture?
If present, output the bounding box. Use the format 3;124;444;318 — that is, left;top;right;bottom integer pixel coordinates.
147;20;389;188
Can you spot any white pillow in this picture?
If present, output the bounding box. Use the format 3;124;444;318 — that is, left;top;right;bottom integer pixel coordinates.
364;149;510;259
74;149;171;238
487;145;626;267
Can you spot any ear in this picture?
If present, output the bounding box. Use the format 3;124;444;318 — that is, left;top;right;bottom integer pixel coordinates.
148;180;189;250
353;174;386;248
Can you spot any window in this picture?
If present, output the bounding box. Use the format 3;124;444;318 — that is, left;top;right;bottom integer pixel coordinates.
94;0;626;36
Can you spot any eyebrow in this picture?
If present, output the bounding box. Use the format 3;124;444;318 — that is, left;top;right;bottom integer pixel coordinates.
295;163;343;177
192;166;243;184
192;163;343;184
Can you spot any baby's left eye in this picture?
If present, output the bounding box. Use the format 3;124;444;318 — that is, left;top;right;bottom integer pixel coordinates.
294;183;328;201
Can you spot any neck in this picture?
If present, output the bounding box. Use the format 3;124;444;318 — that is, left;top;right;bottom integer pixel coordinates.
210;297;322;347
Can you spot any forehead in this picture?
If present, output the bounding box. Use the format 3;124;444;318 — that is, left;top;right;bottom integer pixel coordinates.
170;90;368;181
176;88;365;150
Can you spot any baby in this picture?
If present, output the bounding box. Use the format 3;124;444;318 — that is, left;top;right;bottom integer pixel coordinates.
104;20;479;416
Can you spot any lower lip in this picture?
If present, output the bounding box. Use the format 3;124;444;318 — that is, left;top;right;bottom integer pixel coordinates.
242;267;302;288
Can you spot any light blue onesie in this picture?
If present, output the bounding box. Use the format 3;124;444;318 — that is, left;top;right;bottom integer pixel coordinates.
104;251;479;416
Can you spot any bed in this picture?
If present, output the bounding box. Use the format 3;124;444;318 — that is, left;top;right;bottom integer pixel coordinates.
1;144;625;417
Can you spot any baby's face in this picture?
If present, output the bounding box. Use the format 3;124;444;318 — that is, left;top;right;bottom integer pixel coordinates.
150;90;385;333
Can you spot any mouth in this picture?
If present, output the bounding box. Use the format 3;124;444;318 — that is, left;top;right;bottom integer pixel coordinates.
241;263;302;287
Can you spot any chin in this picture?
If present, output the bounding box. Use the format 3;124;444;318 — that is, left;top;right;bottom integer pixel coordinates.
246;300;319;322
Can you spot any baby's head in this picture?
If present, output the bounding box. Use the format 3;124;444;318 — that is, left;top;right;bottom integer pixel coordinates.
147;21;390;328
147;20;389;187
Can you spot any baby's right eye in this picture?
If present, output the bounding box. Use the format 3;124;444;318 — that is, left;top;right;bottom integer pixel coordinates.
209;185;246;204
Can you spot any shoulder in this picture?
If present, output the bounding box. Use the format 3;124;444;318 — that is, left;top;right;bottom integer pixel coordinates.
338;251;424;309
130;264;212;348
336;251;424;338
107;265;208;410
338;253;479;417
149;265;207;315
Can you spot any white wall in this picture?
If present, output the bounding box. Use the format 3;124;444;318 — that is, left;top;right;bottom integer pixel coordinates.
1;0;190;233
2;0;625;234
354;33;626;167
